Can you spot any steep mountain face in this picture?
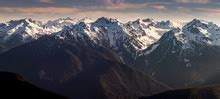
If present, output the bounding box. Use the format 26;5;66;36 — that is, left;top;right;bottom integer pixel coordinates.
145;85;220;99
0;17;178;56
0;17;177;54
53;18;220;88
0;18;44;52
54;17;175;66
44;18;78;33
0;35;170;98
136;19;220;87
155;20;183;29
0;18;77;53
0;71;67;99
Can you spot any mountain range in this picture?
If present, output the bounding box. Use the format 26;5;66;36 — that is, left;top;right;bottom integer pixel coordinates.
0;17;220;98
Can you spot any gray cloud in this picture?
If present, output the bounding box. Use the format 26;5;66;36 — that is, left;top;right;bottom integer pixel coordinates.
0;0;219;7
0;0;220;25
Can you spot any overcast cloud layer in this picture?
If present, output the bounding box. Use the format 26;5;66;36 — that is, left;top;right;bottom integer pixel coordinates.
0;0;220;24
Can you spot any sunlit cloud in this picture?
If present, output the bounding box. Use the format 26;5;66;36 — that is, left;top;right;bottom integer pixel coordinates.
150;5;166;10
0;0;219;25
104;3;148;10
37;0;55;3
175;0;209;4
177;7;191;13
0;7;79;14
196;8;220;16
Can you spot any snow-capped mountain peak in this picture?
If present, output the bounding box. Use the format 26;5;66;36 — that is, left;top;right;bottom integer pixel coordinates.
0;17;219;58
142;18;155;23
7;18;41;27
1;18;45;41
180;19;220;47
128;18;155;27
141;19;220;59
44;17;78;34
186;19;209;26
155;20;184;29
94;17;120;27
45;17;77;28
78;17;94;24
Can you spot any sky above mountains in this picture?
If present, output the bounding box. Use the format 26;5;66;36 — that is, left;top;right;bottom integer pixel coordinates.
0;0;220;24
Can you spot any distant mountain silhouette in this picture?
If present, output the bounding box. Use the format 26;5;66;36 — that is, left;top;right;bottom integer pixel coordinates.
0;71;67;99
142;85;220;99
